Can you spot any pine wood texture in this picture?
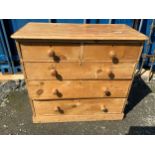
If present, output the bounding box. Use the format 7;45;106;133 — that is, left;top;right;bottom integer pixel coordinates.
20;43;81;62
83;44;141;62
24;62;136;80
33;113;124;123
11;23;147;40
27;80;131;99
20;42;141;62
11;23;148;123
33;98;126;116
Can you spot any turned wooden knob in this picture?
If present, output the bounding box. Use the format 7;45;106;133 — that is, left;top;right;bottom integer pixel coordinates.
100;105;108;112
48;49;55;57
54;106;64;114
109;50;119;64
109;50;116;59
103;88;111;96
52;89;59;95
52;89;62;97
50;69;57;76
107;68;115;79
48;50;60;62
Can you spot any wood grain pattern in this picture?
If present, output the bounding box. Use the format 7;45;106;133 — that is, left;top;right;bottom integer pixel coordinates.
24;62;136;80
20;43;81;62
83;44;142;62
33;98;126;116
33;113;124;123
27;80;131;99
20;42;142;62
11;23;147;40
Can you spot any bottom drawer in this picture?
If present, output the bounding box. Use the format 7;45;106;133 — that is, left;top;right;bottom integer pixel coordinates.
33;98;126;116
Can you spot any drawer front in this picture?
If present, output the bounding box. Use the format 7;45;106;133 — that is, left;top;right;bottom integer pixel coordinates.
33;98;126;116
83;44;142;62
25;62;135;80
20;43;81;62
27;80;131;99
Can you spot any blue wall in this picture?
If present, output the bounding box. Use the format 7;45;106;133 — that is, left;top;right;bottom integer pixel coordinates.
0;19;154;74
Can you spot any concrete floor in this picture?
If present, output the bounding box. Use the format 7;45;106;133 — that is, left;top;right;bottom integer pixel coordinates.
0;76;155;135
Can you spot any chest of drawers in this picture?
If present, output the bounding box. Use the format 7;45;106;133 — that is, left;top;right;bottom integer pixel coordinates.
11;23;147;123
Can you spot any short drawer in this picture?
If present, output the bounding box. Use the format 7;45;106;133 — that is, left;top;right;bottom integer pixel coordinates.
27;80;131;99
83;43;142;62
25;62;136;80
33;98;126;116
20;43;81;62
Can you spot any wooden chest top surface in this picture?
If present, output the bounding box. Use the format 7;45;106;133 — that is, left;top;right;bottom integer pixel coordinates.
11;23;148;41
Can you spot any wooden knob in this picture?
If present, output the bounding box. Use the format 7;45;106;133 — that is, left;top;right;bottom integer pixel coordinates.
109;50;119;64
103;88;111;96
52;89;59;95
52;89;62;97
48;50;60;62
107;68;115;79
101;105;108;112
50;69;57;76
109;50;116;59
54;106;64;114
48;49;55;57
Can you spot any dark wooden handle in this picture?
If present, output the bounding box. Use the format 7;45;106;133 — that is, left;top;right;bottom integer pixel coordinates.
50;69;57;76
103;88;111;96
101;105;108;112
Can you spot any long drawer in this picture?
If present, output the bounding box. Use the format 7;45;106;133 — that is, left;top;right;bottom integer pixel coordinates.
20;43;141;62
24;62;135;80
33;98;126;116
27;80;131;99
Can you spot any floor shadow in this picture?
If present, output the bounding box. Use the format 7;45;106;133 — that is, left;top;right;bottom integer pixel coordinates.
127;126;155;135
125;75;152;114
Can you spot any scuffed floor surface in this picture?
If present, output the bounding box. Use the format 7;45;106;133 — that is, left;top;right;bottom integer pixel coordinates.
0;76;155;135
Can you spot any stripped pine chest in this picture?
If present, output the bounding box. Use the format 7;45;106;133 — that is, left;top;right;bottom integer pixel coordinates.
11;23;147;123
